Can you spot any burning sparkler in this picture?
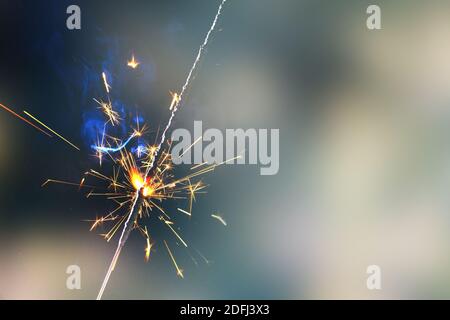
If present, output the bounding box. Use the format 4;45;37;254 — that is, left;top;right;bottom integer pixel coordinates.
0;0;230;301
95;0;228;300
39;0;229;300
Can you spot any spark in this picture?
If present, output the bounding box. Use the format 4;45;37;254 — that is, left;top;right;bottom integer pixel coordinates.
93;132;139;153
127;54;140;69
211;213;227;226
144;227;153;262
135;145;146;158
94;99;121;126
42;179;95;188
177;208;191;216
179;136;202;158
190;161;208;170
102;72;111;93
23;111;80;151
164;240;184;278
160;215;188;248
78;177;86;191
41;0;229;300
89;214;119;231
169;91;180;111
0;103;52;137
218;154;242;165
195;248;211;265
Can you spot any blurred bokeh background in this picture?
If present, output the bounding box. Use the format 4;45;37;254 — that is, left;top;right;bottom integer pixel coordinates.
2;0;450;299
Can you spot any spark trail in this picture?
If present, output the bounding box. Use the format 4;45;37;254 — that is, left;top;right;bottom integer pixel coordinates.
0;103;52;137
23;111;80;151
96;0;228;300
93;132;138;153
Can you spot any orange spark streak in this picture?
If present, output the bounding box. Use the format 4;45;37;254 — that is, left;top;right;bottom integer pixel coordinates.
0;103;52;137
